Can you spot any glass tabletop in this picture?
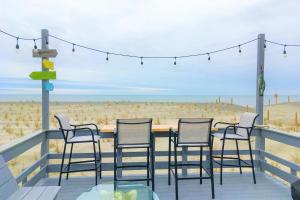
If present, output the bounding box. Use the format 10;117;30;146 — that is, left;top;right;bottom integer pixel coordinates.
77;182;159;200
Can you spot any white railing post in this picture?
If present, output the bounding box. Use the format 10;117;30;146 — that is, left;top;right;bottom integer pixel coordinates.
40;29;50;177
256;33;266;172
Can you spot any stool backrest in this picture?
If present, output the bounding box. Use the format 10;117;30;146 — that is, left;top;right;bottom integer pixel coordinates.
54;114;74;141
0;155;18;200
116;118;152;146
236;112;259;138
178;118;213;145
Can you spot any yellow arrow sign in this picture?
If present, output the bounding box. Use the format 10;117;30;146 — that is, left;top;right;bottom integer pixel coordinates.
42;60;54;70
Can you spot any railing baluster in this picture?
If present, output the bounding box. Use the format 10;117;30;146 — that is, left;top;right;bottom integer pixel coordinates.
291;168;297;176
182;146;188;176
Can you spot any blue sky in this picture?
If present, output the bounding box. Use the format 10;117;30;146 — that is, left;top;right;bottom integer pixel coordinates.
0;0;300;96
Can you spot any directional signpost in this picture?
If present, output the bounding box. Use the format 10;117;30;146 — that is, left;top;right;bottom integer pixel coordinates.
29;30;58;149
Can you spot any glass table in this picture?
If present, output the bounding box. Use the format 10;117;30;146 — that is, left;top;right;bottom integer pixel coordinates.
77;182;159;200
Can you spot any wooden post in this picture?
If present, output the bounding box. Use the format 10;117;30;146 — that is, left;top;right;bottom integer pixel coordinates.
230;97;233;105
40;29;50;177
288;96;291;103
218;96;221;104
295;112;299;127
255;33;265;172
182;147;188;176
274;94;279;104
42;29;50;131
267;109;270;121
246;105;249;112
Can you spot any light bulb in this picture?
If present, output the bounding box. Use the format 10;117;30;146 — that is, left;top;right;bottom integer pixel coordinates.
15;37;20;53
33;39;37;49
283;45;287;58
15;37;19;49
106;52;109;61
140;57;143;65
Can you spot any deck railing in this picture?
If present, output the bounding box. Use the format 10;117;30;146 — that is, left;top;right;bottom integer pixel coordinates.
0;127;299;187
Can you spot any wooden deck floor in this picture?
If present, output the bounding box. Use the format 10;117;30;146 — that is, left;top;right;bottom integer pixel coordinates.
36;172;291;200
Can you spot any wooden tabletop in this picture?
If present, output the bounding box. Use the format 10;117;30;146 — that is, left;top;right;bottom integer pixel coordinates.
100;125;220;133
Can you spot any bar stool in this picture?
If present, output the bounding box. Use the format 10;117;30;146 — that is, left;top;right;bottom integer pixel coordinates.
114;118;155;191
212;112;259;185
168;118;215;199
55;114;102;186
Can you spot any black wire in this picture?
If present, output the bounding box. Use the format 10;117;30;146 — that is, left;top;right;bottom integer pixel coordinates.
0;29;41;40
49;34;258;59
266;40;300;47
49;34;142;58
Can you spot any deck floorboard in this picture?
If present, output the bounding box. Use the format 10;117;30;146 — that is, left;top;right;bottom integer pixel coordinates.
36;172;291;200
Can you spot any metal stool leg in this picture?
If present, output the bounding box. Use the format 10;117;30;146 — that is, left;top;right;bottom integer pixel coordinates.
248;138;256;184
174;143;179;200
200;146;203;184
98;141;102;179
209;145;215;199
168;131;172;185
114;141;117;182
92;142;98;185
220;138;226;185
151;137;155;191
236;140;242;174
147;147;150;186
66;143;73;180
58;142;67;186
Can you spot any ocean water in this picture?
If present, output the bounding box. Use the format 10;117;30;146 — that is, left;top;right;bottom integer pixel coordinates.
1;94;299;107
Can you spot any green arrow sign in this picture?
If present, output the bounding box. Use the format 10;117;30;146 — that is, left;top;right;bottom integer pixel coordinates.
29;71;56;80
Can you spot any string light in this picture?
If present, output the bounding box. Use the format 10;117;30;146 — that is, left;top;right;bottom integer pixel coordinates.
2;28;300;66
33;39;37;49
15;37;19;49
283;45;287;56
48;33;258;61
140;57;143;65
